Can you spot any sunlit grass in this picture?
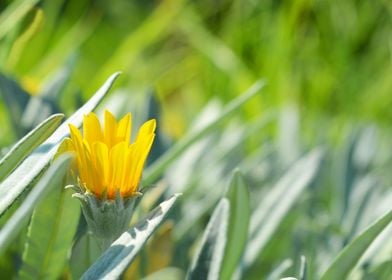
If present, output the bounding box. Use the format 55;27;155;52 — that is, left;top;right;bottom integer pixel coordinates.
0;0;391;279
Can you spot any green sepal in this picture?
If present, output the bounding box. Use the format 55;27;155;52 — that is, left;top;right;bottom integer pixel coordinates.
72;186;140;248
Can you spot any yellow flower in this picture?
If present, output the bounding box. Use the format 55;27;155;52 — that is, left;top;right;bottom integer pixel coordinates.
62;110;156;200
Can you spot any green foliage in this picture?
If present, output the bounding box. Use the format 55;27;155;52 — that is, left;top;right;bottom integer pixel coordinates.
0;155;72;254
221;170;251;280
18;188;80;280
0;73;30;138
143;79;266;185
0;0;40;40
69;233;101;279
187;199;229;280
0;113;63;181
0;0;391;278
243;149;323;268
321;208;392;280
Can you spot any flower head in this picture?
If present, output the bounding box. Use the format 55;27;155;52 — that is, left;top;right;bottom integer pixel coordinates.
62;110;155;200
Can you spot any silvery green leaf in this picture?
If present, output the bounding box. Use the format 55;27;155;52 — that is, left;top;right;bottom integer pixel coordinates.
18;187;80;280
0;113;63;181
320;208;392;280
0;154;72;254
220;170;250;280
187;199;229;280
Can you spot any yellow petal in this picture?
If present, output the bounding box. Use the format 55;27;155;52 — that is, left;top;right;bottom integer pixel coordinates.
121;143;137;195
108;142;128;199
69;125;86;171
135;119;156;142
64;111;156;200
92;142;109;193
116;113;132;144
54;138;74;158
69;124;83;144
134;134;155;187
126;133;155;196
83;113;103;145
54;138;77;171
83;141;102;196
104;110;117;148
69;125;95;192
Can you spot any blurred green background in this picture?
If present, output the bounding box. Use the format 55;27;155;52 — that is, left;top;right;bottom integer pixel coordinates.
1;0;391;143
0;0;392;279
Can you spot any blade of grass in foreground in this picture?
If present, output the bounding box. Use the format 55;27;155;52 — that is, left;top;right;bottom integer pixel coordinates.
187;199;229;280
0;155;72;254
0;72;120;216
221;170;250;280
143;79;266;185
0;114;64;181
18;187;80;280
320;208;392;280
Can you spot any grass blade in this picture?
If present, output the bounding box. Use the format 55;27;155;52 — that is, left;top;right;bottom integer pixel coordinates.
187;199;229;280
18;187;80;279
0;113;64;181
0;154;72;254
221;170;250;280
0;72;120;216
81;194;180;280
320;208;392;280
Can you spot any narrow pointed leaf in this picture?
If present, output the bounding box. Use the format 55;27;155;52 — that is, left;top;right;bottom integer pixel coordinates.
320;208;392;280
0;72;120;216
221;170;250;280
187;199;229;280
243;149;323;266
18;188;80;279
82;194;180;280
0;114;64;181
0;155;72;254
